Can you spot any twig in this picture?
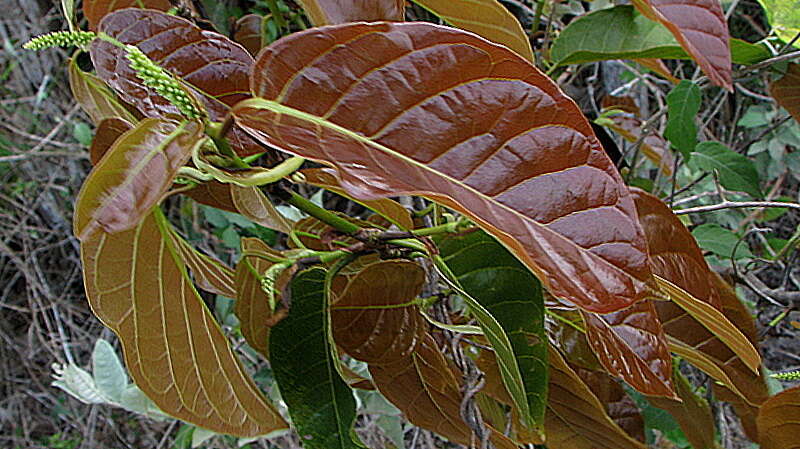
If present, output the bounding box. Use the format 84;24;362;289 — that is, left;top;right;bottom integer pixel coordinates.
736;50;800;75
674;200;800;215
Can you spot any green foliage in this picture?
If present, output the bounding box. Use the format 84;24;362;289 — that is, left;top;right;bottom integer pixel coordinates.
689;141;762;198
664;80;702;159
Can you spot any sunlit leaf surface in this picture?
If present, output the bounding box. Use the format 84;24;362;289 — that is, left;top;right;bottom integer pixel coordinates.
89;117;133;165
233;21;656;314
757;385;800;449
168;228;237;298
295;0;405;25
83;0;171;30
81;210;286;436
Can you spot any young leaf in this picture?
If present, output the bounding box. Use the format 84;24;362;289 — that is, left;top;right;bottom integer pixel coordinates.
68;57;138;125
330;260;426;364
233;22;657;314
231;186;293;234
648;369;720;449
89;117;133;165
769;63;800;124
756;385;800;449
233;14;266;56
269;267;362;449
664;80;701;159
183;181;241;214
410;0;534;61
689;141;762;198
577;369;645;443
234;238;287;356
632;0;732;89
370;334;518;449
582;300;676;398
90;9;263;156
438;230;547;433
83;0;171;30
74;118;203;241
91;339;128;403
301;168;414;230
545;346;647;449
296;0;405;25
168;228;237;298
81;210;287;436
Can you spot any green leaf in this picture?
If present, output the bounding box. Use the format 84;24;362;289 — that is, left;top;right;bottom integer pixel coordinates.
551;6;768;66
689;141;762;198
438;231;547;434
758;0;800;48
269;267;361;449
664;81;701;159
691;223;754;260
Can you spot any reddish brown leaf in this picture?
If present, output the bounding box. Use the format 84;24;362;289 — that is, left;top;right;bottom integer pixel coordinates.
68;57;138;125
606;114;674;176
756;385;800;449
769;63;800;124
578;369;646;443
545;346;647;449
634;58;679;83
331;260;426;364
412;0;534;61
169;228;237;298
370;334;518;449
90;9;264;156
302;168;414;230
582;300;675;397
650;370;720;449
233;22;656;314
231;185;292;233
233;14;265;57
183;181;240;214
90;117;133;165
295;0;405;25
234;237;287;356
83;0;172;31
74;118;203;241
632;0;732;89
81;210;286;436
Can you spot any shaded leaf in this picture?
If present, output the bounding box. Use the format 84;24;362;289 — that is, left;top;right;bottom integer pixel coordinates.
233;14;265;56
231;185;292;234
664;80;701;159
756;385;800;449
168;228;237;298
68;57;137;125
769;63;800;124
184;181;240;214
81;210;286;436
577;368;646;443
74;118;203;241
370;334;517;449
269;267;361;449
689;141;762;198
582;300;676;398
295;0;405;25
632;0;732;89
411;0;534;61
90;117;133;165
91;9;263;156
649;369;720;449
604;114;674;176
233;21;656;314
234;238;287;356
545;346;647;449
691;223;754;260
438;230;547;432
331;260;426;364
83;0;171;30
302;168;414;230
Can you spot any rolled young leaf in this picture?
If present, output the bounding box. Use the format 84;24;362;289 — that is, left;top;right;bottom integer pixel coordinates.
233;21;657;314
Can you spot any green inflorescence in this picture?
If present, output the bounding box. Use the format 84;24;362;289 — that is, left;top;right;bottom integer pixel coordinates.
771;369;800;381
23;30;96;50
124;45;204;120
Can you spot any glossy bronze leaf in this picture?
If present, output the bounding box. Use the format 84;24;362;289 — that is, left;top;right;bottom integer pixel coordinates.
438;230;547;433
370;334;518;449
89;117;133;165
756;385;800;449
582;300;675;397
632;0;732;89
91;9;263;156
233;22;656;314
295;0;405;25
233;14;265;56
331;260;426;364
234;238;287;356
411;0;534;61
302;168;414;230
648;370;720;449
230;185;292;233
546;346;647;449
168;228;237;298
81;210;287;436
83;0;172;30
269;267;362;449
68;57;138;125
769;63;800;124
74;118;203;241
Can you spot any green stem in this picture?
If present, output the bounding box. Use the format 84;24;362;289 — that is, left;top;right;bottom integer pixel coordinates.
205;121;249;169
282;189;361;234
